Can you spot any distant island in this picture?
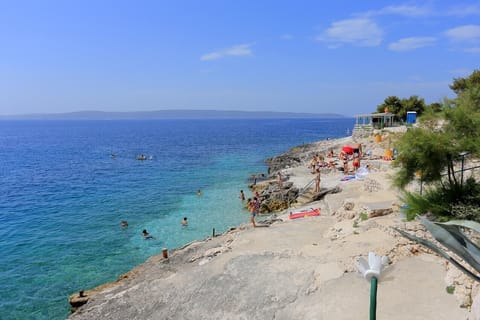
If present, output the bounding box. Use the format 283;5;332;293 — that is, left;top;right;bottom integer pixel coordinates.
0;109;347;120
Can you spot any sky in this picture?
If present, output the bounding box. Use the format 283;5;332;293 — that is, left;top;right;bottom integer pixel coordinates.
0;0;479;116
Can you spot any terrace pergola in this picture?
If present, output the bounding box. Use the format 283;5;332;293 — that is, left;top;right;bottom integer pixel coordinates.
354;112;394;129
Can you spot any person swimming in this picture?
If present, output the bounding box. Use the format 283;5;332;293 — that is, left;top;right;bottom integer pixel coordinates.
120;220;128;228
142;229;155;239
181;217;188;226
197;189;202;196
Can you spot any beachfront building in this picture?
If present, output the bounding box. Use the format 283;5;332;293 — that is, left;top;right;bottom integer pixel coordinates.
353;112;395;137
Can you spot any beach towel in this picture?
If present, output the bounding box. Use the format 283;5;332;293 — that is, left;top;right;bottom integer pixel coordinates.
355;167;370;180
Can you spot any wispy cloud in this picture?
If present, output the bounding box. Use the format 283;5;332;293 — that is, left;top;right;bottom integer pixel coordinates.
354;1;480;18
281;34;293;40
317;18;383;47
446;4;480;17
445;25;480;42
444;25;480;53
360;3;480;18
200;44;253;61
388;37;437;51
408;74;423;82
362;4;431;17
450;68;473;76
465;47;480;54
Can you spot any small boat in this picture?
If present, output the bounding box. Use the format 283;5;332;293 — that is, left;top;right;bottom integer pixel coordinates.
136;155;147;161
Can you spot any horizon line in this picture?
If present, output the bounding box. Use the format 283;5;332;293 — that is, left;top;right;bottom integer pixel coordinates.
0;109;351;120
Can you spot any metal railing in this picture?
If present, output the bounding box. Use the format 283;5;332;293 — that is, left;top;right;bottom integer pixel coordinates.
418;164;480;195
298;177;316;197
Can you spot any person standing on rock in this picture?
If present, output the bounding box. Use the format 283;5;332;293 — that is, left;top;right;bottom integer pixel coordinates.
315;168;321;193
253;197;260;214
249;197;260;228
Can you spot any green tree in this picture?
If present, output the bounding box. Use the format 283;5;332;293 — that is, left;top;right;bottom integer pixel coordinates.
427;102;443;113
449;69;480;95
394;70;480;220
377;95;427;121
376;96;402;116
399;95;426;120
419;103;445;130
394;128;456;188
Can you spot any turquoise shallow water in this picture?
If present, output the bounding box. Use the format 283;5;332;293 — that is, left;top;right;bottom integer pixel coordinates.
0;118;354;319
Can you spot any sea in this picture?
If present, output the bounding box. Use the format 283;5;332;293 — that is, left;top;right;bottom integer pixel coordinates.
0;118;354;319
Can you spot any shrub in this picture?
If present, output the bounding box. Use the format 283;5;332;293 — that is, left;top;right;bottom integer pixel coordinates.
402;177;480;222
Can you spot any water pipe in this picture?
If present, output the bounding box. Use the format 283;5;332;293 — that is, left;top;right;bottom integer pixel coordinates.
357;252;389;320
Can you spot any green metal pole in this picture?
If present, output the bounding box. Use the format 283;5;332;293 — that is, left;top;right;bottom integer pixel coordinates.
370;276;378;320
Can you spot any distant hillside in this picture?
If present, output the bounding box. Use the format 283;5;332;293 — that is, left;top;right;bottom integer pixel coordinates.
0;109;346;120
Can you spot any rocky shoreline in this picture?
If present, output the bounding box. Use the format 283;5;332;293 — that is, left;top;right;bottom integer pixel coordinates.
68;130;478;320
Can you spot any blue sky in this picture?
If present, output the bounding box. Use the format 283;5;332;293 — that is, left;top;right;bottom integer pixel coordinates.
1;0;479;116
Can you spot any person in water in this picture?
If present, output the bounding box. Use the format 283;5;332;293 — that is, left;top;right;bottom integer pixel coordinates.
182;217;188;226
120;220;128;228
142;229;155;239
197;189;202;196
239;190;245;201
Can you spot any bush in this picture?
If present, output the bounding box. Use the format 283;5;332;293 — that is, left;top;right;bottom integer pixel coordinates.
402;177;480;221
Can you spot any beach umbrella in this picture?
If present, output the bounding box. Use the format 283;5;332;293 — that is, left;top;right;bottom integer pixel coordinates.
357;252;389;320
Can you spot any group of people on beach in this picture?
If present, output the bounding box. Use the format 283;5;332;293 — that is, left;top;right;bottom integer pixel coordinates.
340;144;363;174
310;143;364;175
309;154;335;173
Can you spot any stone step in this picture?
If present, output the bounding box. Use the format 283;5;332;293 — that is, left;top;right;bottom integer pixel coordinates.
293;188;317;207
295;196;313;205
298;191;314;198
297;194;311;200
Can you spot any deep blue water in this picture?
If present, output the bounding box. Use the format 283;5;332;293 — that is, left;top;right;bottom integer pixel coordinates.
0;118;354;319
